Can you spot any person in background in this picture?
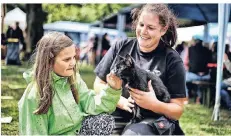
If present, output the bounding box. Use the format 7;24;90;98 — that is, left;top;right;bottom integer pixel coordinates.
176;41;185;54
211;42;231;110
1;33;7;60
79;35;94;65
101;33;111;57
18;32;122;135
221;53;231;110
6;22;26;51
186;38;212;104
176;41;189;104
176;41;189;70
5;22;25;65
15;22;26;51
92;35;98;66
87;34;96;66
6;25;13;39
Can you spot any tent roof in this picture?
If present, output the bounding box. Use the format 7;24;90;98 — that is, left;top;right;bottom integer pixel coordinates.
43;21;127;37
4;7;26;30
91;4;231;30
43;21;91;33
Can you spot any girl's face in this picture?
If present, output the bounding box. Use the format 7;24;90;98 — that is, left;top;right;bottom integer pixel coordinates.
53;45;76;77
136;11;167;52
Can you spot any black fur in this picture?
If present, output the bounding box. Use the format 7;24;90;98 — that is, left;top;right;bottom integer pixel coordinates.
112;54;170;122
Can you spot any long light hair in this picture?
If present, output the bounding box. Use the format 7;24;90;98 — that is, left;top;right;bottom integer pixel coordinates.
131;4;178;47
33;32;78;114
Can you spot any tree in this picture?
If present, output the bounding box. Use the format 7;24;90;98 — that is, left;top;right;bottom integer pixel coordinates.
25;4;47;54
1;4;6;32
4;4;130;57
42;4;130;23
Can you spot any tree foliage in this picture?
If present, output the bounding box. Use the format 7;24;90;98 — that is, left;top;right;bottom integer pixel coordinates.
42;4;130;23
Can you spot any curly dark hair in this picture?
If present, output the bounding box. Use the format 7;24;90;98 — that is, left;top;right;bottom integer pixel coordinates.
131;4;178;47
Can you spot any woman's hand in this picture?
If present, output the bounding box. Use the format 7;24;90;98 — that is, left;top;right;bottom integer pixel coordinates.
128;81;184;120
106;73;122;90
128;81;159;111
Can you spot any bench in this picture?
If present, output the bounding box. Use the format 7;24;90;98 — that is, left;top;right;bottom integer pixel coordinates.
112;115;129;135
191;81;215;107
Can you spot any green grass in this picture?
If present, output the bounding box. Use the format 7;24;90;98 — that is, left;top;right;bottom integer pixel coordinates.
1;61;231;135
180;104;231;135
1;61;29;135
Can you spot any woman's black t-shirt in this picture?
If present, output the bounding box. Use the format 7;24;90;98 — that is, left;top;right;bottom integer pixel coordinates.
94;37;186;118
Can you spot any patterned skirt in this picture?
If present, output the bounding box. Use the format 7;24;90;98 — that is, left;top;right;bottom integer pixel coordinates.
78;113;115;135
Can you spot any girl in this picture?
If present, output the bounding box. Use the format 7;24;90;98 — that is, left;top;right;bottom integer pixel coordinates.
18;32;122;135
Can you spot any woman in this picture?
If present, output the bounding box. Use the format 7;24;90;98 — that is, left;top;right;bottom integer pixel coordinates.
18;32;122;135
94;4;186;135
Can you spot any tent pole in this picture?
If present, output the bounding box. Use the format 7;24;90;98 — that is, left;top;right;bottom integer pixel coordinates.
117;13;126;37
212;3;230;121
203;24;209;43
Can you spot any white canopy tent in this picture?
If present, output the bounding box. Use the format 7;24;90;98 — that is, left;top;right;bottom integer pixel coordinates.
177;23;231;42
4;7;26;30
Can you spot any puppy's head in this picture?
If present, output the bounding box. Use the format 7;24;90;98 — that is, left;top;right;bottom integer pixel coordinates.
111;54;134;78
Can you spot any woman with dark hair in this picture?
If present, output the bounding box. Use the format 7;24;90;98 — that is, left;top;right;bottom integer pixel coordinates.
94;4;186;135
18;32;122;135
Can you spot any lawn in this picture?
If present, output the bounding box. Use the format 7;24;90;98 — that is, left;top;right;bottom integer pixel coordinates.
1;61;231;135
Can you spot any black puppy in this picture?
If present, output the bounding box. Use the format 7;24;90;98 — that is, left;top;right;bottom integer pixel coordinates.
111;54;170;122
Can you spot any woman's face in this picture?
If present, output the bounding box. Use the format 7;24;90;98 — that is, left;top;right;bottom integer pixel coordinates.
136;11;167;52
53;44;76;77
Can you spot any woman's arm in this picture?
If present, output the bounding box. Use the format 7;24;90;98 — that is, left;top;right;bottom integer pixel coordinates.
129;81;184;120
150;98;184;120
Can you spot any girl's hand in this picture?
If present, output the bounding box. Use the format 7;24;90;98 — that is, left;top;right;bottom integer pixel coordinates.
106;73;122;90
119;96;135;113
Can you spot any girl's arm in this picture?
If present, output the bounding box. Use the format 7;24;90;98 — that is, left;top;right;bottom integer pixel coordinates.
94;76;134;113
77;73;122;115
